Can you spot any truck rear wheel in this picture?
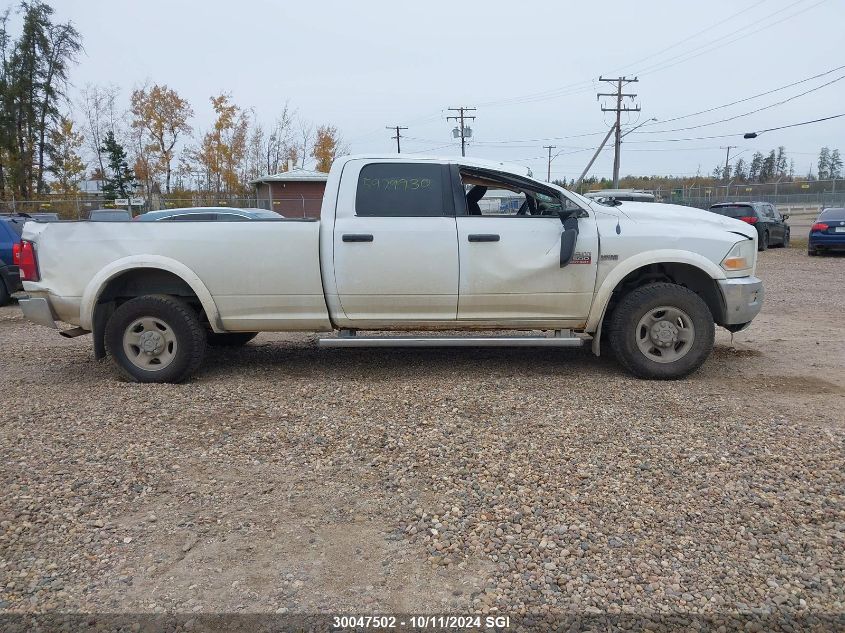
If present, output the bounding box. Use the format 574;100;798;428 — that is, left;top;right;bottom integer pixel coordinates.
207;332;258;346
104;294;206;383
608;282;714;380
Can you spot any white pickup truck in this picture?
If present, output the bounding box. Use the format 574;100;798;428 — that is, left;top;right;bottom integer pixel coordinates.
18;155;763;382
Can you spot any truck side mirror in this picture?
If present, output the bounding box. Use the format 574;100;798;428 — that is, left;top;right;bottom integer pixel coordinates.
559;215;580;267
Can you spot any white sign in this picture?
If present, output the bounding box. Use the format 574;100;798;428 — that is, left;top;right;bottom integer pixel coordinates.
114;198;129;205
130;197;145;206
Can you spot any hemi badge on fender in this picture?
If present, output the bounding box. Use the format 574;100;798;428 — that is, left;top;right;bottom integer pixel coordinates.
571;252;592;264
600;254;619;262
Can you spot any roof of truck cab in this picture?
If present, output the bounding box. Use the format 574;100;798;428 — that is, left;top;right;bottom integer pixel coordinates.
337;154;534;178
251;167;328;184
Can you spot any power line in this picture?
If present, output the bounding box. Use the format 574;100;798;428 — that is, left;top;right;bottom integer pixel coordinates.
611;0;769;74
633;73;845;135
385;125;408;153
639;63;845;128
634;0;827;78
747;112;845;136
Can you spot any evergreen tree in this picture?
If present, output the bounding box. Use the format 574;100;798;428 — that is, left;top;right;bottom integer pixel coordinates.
100;130;135;199
0;1;80;198
775;146;788;176
760;150;776;182
748;152;764;182
818;147;831;180
828;149;842;179
733;158;747;181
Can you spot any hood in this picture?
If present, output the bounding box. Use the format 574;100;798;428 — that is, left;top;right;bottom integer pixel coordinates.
609;201;757;240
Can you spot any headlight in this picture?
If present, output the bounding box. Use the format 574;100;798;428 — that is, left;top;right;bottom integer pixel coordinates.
721;239;755;274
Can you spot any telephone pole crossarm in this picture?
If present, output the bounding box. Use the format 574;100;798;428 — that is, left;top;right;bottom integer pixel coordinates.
446;106;476;157
386;125;408;153
597;76;640;188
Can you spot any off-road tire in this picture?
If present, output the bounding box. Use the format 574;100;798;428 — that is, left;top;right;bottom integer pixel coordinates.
105;294;206;383
608;282;715;380
207;332;258;347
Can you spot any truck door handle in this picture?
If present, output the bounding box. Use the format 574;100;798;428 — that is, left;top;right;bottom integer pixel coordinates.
342;234;374;242
468;234;500;242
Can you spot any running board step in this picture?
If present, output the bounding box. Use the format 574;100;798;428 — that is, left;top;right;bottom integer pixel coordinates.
318;334;585;348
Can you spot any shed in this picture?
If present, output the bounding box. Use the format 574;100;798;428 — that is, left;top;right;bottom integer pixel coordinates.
252;162;328;218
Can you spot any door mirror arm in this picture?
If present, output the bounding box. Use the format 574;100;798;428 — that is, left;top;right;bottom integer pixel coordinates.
558;213;580;267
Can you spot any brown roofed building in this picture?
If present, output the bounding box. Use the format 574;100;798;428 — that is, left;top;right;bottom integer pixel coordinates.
252;162;328;219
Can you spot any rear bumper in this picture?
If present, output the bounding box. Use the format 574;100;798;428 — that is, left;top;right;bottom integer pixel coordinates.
809;233;845;249
19;297;58;329
718;276;764;326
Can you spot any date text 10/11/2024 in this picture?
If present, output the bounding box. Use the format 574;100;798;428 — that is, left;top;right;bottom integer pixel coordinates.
332;615;511;629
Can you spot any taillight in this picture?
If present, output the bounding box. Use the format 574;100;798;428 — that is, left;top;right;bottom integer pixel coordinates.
18;240;40;282
740;216;758;224
811;222;829;232
12;242;21;265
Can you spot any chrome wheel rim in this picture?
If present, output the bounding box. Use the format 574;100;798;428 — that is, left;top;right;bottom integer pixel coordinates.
635;306;695;364
122;317;178;371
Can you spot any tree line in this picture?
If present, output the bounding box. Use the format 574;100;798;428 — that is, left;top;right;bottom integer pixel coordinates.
711;146;842;183
0;1;346;203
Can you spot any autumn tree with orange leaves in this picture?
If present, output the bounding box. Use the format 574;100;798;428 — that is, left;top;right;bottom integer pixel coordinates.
311;125;345;173
130;83;193;194
192;93;249;194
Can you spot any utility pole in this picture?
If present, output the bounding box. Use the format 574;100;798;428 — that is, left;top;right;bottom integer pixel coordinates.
447;106;476;157
386;125;408;153
597;76;639;188
543;145;556;182
720;145;736;181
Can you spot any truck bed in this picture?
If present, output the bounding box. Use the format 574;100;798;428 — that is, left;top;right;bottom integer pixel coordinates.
22;219;333;332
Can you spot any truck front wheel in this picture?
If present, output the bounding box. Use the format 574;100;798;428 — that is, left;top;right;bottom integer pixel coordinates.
608;282;715;380
104;295;206;383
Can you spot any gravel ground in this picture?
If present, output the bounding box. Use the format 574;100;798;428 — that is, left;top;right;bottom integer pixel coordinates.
0;246;843;629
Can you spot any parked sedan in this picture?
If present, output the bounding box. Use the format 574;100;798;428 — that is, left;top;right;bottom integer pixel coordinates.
708;201;789;251
808;207;845;256
90;209;133;221
134;207;284;222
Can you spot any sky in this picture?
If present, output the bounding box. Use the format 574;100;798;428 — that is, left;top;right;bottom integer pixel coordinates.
36;0;845;181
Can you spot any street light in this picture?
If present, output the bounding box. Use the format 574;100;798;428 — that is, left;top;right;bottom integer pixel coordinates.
621;117;658;138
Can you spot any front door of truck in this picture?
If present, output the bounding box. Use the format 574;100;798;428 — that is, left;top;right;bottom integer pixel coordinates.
454;167;599;324
331;159;459;325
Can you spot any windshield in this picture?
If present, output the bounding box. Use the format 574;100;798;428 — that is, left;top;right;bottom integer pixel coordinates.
819;208;845;221
710;205;754;219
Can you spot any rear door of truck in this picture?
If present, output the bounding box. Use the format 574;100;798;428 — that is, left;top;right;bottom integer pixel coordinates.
330;159;459;325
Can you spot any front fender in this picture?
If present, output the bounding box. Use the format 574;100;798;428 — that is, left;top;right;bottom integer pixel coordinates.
586;249;726;333
79;255;223;332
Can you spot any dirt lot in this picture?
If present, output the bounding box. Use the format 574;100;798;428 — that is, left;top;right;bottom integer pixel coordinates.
1;246;843;628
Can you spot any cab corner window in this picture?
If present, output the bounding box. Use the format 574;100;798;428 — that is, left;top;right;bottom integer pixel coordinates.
355;163;446;217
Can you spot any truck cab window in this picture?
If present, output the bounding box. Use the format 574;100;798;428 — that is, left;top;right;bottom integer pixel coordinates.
355;163;448;217
459;170;580;217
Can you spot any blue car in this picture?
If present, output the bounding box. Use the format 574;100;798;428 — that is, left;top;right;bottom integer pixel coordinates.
134;207;284;222
808;207;845;256
0;215;26;305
